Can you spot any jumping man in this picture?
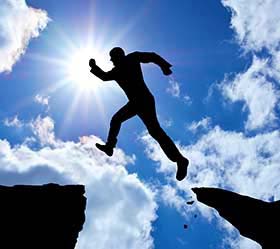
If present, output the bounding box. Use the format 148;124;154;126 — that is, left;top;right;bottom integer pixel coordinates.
89;47;189;181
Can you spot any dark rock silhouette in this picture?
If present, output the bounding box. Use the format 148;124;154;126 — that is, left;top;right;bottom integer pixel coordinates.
0;183;86;249
192;187;280;249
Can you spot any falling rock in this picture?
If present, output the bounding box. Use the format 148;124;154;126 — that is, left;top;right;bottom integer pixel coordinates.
186;200;194;205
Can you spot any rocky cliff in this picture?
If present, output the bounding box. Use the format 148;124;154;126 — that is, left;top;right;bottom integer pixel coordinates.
192;187;280;249
0;183;86;249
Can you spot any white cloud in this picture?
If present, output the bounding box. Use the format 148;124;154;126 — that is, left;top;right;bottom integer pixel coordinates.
0;0;49;73
29;115;56;146
3;115;23;128
166;77;193;105
222;0;280;52
219;0;280;131
0;133;157;249
140;126;280;248
221;56;279;130
161;118;173;128
34;94;50;110
142;127;280;200
271;50;280;80
166;76;180;98
77;166;157;249
160;185;186;212
183;94;192;105
187;117;212;133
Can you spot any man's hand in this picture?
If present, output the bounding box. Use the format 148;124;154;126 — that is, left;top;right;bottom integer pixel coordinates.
162;66;172;76
89;58;96;68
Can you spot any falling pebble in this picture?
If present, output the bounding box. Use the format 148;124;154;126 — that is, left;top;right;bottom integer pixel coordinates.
184;224;188;229
194;214;197;218
187;201;194;205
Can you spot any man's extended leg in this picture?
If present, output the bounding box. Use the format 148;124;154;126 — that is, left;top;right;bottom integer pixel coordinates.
96;102;136;156
138;99;189;181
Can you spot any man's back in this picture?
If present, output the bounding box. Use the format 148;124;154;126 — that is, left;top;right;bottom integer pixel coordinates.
110;52;152;101
90;50;172;102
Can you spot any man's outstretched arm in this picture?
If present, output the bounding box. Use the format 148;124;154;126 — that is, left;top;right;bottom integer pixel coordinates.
89;58;115;81
134;52;172;75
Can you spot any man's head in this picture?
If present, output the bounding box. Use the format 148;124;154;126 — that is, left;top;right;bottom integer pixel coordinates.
109;47;125;66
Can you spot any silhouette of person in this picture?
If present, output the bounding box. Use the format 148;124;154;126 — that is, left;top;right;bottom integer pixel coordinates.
89;47;189;181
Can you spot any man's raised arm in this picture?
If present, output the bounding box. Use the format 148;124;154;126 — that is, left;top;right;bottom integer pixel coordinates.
134;51;172;75
89;58;115;81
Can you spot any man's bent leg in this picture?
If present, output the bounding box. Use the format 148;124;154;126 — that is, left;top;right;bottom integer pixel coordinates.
96;102;136;156
143;119;189;181
143;119;182;162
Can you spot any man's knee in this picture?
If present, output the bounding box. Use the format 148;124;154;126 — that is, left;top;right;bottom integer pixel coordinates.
110;115;122;127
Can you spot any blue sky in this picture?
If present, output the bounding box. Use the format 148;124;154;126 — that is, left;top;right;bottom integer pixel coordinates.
1;0;280;248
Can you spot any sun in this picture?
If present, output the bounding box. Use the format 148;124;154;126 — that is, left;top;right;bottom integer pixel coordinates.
65;46;111;91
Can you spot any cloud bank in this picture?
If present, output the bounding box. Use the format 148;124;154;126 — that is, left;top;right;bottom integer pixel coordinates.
220;0;280;131
0;113;157;249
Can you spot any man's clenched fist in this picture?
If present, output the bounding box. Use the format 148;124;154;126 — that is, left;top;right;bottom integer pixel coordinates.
89;58;96;68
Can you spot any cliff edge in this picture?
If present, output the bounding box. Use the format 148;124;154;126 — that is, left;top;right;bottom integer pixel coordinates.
192;187;280;249
0;183;86;249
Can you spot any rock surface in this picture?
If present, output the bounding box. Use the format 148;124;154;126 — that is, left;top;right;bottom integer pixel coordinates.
192;187;280;249
0;183;86;249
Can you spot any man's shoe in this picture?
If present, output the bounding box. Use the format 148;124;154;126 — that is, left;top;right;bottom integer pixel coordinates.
176;157;189;181
95;143;113;157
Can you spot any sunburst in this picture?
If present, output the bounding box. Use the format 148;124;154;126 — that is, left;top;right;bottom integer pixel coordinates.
64;45;111;92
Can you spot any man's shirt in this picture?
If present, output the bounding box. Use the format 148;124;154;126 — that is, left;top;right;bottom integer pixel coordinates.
90;51;172;102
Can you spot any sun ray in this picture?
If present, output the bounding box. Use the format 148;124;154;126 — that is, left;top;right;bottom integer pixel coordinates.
56;87;84;136
25;52;66;67
108;10;148;46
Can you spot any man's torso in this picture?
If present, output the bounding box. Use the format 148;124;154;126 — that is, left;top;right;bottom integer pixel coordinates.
111;52;153;101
